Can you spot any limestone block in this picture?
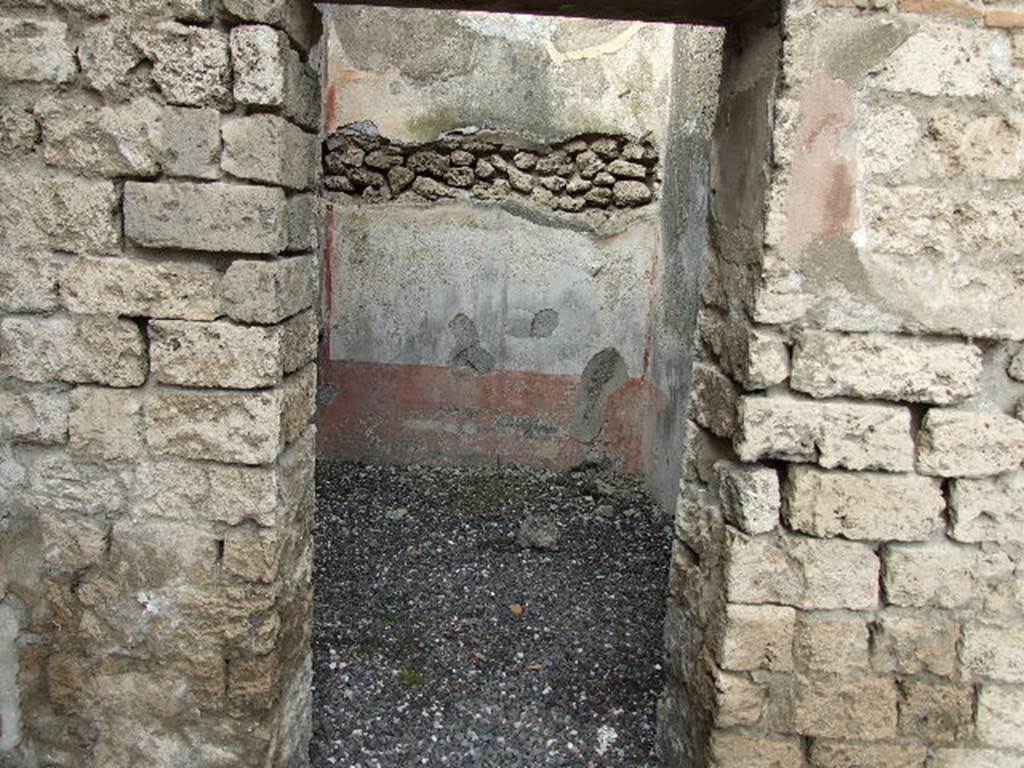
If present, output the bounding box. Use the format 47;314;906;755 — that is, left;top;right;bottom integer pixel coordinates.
0;316;146;386
930;748;1024;768
223;528;282;583
286;194;318;253
158;106;221;180
133;22;231;108
37;97;162;178
735;396;914;472
709;733;803;768
227;652;280;711
0;251;61;313
278;363;315;447
209;463;280;527
871;612;958;677
691;363;738;438
231;25;318;129
79;18;144;97
718;603;795;672
222;255;313;323
808;741;928;768
40;513;108;571
110;518;219;584
0;168;120;254
978;685;1024;748
124;181;288;254
222;0;319;50
136;460;279;527
898;680;975;743
950;472;1024;543
794;677;898;740
150;319;285;389
0;388;68;445
61;256;221;320
222;114;315;190
713;670;765;727
917;409;1024;477
791;331;982;404
0;17;76;83
280;309;318;374
21;453;129;515
700;310;789;390
727;532;879;610
0;105;37;156
885;542;1012;609
69;387;144;461
785;466;944;541
715;461;780;535
961;622;1024;683
794;613;870;675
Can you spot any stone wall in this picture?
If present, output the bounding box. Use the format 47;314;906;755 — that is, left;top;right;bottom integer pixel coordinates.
0;0;321;764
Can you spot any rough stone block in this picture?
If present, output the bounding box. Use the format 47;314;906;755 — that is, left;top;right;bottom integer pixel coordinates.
78;17;143;97
898;680;975;743
930;748;1024;768
0;17;76;83
871;612;959;677
124;181;288;254
784;466;945;541
735;396;914;472
978;685;1024;749
950;472;1024;543
795;613;870;675
917;409;1024;478
1009;349;1024;383
222;114;316;190
714;670;765;727
110;518;219;584
808;740;928;768
222;255;313;324
133;22;231;108
158;106;221;180
61;256;221;320
0;104;37;157
37;97;161;178
0;169;119;254
0;251;61;312
21;453;129;515
280;309;318;373
791;331;982;405
795;677;898;740
718;603;795;672
700;310;789;390
150;319;285;389
223;528;282;583
0;316;146;386
40;512;108;571
691;363;738;438
0;388;68;445
709;732;803;768
961;622;1024;683
223;0;319;50
727;532;879;610
885;542;1012;610
231;25;288;106
69;387;144;461
286;194;318;253
715;461;780;535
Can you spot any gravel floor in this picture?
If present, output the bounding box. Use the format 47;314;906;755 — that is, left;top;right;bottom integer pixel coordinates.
311;461;674;768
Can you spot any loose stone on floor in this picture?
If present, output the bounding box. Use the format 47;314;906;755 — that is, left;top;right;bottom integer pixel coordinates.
312;462;673;767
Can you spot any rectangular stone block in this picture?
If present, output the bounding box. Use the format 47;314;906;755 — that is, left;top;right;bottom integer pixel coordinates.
0;251;62;313
109;518;219;584
132;22;231;108
0;316;146;386
884;542;1012;610
809;740;928;768
150;320;285;389
222;255;313;324
691;363;738;438
713;669;766;727
21;453;130;515
710;732;803;768
930;748;1024;768
39;512;108;571
223;528;283;583
715;461;780;535
286;194;318;253
699;309;790;390
0;387;68;445
961;622;1024;683
784;466;945;541
69;387;144;461
871;612;958;678
280;309;318;374
727;532;880;610
0;17;76;83
736;396;914;472
223;0;320;50
898;680;975;743
124;181;288;254
795;677;898;741
950;472;1024;543
61;256;221;320
791;330;982;405
795;613;870;675
222;114;316;190
978;685;1024;749
158;106;221;180
918;409;1024;478
718;603;795;672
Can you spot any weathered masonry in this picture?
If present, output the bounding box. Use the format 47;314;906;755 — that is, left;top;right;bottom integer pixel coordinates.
1;0;1023;766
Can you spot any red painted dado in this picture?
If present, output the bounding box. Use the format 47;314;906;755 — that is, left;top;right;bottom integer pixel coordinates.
316;360;652;473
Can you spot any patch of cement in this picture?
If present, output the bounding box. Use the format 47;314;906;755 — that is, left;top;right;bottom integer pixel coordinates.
572;348;628;443
530;309;560;338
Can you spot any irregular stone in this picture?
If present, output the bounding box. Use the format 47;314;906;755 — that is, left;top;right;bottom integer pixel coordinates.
607;158;647;179
411;176;455;201
590;137;619;158
445;167;475;188
557;195;585;212
710;732;803;768
125;181;288;254
387;165;414;193
978;685;1024;749
69;387;144;460
735;396;914;472
584;187;612;207
691;363;738;439
536;151;571;175
871;612;959;677
1009;349;1024;382
37;97;161;178
158;106;221;180
39;512;108;572
613;180;653;206
785;466;944;541
222;255;313;325
0;388;68;445
809;741;928;768
150;320;285;389
474;158;495;180
78;18;143;96
407;150;449;177
0;105;37;156
350;167;385;189
0;251;61;313
715;461;780;535
593;171;615;186
795;613;870;675
133;22;231;108
0;316;146;386
449;150;474;167
713;670;765;727
917;409;1024;478
516;514;559;551
61;256;221;320
0;17;76;83
898;680;975;743
222;114;316;190
950;472;1024;543
363;149;402;170
506;167;533;194
885;542;1012;609
575;150;604;178
718;603;795;672
512;151;537;170
566;177;591;195
795;677;898;740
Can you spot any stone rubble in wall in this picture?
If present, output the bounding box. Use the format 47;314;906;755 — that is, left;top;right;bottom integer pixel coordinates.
321;123;660;214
